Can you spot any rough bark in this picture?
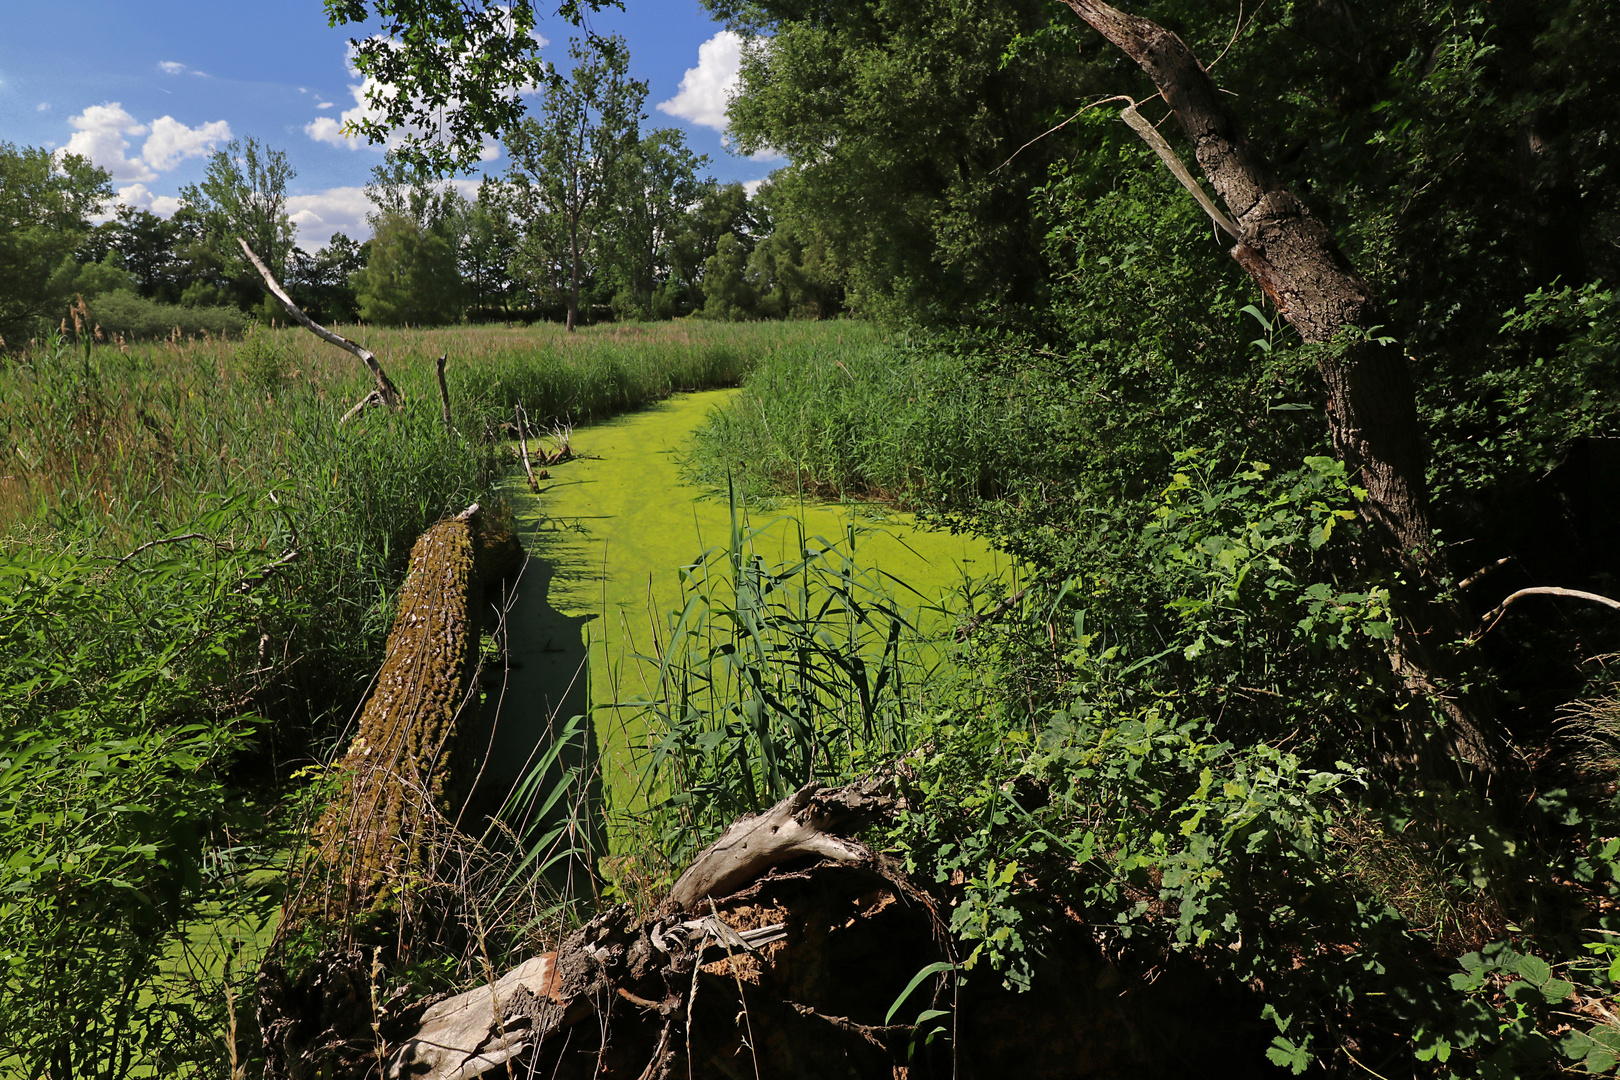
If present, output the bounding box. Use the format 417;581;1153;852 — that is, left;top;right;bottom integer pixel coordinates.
1060;0;1506;774
285;503;522;932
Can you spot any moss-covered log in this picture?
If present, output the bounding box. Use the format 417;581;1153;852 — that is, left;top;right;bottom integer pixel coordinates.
299;502;522;928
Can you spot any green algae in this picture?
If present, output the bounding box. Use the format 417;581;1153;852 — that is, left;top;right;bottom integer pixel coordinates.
490;389;1010;816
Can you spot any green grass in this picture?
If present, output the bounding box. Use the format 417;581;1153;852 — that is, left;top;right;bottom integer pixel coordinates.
0;318;865;1078
687;332;1011;510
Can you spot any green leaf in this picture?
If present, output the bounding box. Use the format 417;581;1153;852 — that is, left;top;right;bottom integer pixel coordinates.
886;962;957;1025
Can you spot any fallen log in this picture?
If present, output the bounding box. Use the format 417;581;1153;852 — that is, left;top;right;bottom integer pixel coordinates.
283;502;522;934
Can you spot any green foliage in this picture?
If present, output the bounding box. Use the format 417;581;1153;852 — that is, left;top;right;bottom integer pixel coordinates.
0;504;287;1077
81;289;249;341
356;211;465;326
322;0;618;174
0;142;113;346
177;136;297;309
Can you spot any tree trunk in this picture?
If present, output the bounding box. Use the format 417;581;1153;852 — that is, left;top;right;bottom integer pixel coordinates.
1059;0;1507;776
567;213;581;333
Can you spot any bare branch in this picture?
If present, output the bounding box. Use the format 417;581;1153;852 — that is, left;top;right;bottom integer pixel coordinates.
434;353;453;434
339;389;388;425
236;238;402;410
1458;557;1514;592
515;406;540;494
1473;587;1620;640
1120;103;1241;240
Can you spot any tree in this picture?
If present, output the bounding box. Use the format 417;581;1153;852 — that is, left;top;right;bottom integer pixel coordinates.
665;181;761;315
355;212;463;325
178;137;297;314
706;0;1094;322
0;144;111;345
457;179;520;319
1050;0;1509;774
321;0;618;174
504;35;644;331
287;233;368;324
609;128;708;319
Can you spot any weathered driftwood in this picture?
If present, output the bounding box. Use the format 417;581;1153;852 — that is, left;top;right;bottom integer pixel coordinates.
289;503;521;929
264;773;1283;1079
237;237;403;421
387;953;563;1080
666;778;898;911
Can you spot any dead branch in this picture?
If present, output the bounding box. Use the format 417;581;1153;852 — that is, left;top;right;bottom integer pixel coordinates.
1473;587;1620;639
235;548;300;594
1458;557;1514;592
1120;102;1241;240
236;238;402;415
110;532;216;570
515;406;540;494
666;778;898;912
435;354;453;434
339;389;388;425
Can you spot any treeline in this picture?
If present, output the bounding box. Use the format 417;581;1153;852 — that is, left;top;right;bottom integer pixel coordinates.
0;36;837;349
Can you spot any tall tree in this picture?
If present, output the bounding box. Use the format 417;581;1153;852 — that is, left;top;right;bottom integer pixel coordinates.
178;137;297;311
504;35;644;331
609;128;708;318
0;144;111;345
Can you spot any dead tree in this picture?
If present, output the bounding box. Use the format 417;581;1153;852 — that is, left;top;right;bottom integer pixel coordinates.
238;237;404;423
1058;0;1508;775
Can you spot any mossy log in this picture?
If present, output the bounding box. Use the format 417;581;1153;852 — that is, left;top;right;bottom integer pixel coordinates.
298;503;522;929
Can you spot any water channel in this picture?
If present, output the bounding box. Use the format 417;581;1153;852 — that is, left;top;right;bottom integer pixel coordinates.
477;388;1010;819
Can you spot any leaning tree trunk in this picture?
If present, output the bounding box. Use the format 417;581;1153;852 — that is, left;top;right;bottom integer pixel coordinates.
1059;0;1505;775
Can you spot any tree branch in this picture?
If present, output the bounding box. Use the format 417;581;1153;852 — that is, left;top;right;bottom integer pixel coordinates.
1473;587;1620;640
236;238;403;413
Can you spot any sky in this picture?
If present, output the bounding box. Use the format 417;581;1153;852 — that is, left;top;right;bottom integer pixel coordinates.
0;1;774;250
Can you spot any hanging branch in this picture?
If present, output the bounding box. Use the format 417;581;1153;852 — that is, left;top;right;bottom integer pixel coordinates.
236;238;403;421
1473;587;1620;640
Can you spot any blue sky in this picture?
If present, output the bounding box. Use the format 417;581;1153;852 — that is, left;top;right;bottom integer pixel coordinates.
0;1;771;249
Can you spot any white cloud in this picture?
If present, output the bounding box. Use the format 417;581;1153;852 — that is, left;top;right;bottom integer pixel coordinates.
61;103;231;182
286;187;374;248
316;99;334;110
64;103;154;181
36;102;48;112
158;60;186;74
742;178;766;198
306;68;396;151
115;183;182;217
142;115;230;171
658;30;743;131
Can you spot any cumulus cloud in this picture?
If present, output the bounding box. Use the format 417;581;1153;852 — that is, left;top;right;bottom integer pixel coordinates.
158;60;186;74
143;115;231;171
62;102;230;182
36;102;48;112
742;178;767;198
286;187;374;248
64;103;154;181
115;183;183;217
658;31;743;131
